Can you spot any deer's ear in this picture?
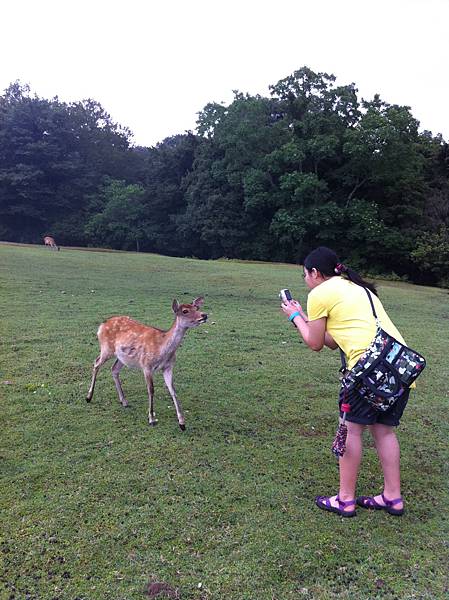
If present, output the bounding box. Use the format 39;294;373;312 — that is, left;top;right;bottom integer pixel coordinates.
172;299;179;313
192;296;204;308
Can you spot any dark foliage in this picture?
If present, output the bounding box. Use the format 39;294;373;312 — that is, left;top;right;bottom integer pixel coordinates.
1;70;448;284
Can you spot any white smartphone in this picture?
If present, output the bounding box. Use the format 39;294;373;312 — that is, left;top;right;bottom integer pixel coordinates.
279;288;293;303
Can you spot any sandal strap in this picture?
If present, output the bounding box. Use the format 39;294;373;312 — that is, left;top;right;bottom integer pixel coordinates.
317;495;332;508
381;493;403;506
336;495;356;508
358;496;379;508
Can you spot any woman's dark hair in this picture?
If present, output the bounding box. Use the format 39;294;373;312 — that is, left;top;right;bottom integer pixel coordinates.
303;246;378;296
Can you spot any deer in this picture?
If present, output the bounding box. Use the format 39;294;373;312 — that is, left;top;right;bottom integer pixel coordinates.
86;297;207;430
43;236;59;250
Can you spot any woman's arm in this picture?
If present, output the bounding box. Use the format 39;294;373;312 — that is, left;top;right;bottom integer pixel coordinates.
281;300;335;351
324;332;338;350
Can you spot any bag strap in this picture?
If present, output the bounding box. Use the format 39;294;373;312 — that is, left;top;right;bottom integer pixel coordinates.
339;348;347;372
339;285;381;374
363;363;403;397
362;287;382;328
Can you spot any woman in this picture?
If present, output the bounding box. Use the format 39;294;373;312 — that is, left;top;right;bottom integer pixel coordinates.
281;246;410;517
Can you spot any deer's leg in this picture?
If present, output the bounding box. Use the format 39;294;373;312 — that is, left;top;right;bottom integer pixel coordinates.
111;359;128;407
87;353;110;402
163;366;185;431
143;369;157;425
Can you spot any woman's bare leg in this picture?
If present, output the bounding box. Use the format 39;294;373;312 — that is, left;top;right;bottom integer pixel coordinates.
328;421;365;511
369;423;403;509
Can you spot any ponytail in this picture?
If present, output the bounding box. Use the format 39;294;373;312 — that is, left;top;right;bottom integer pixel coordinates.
303;246;378;296
344;266;378;296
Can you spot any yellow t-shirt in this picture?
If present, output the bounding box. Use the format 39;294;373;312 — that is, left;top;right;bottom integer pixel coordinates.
307;277;407;369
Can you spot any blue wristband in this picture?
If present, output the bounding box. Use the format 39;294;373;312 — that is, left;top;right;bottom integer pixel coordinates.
289;311;301;322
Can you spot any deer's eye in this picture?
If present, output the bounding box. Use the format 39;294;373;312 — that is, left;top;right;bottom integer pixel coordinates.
182;309;189;314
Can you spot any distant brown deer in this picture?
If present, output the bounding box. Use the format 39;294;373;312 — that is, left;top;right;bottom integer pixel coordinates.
43;236;59;250
86;297;207;430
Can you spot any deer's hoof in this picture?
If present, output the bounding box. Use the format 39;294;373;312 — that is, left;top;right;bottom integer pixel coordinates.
149;420;158;426
179;423;186;431
86;397;91;403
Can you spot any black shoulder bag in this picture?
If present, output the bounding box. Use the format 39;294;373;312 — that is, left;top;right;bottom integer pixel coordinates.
340;287;426;411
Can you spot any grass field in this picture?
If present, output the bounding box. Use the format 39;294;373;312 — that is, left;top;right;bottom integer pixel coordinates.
1;244;448;600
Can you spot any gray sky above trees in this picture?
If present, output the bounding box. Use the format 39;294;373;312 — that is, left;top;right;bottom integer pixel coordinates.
2;0;448;147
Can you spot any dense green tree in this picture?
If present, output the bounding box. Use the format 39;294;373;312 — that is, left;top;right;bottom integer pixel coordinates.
1;72;448;285
179;93;290;259
411;226;449;286
0;82;138;244
139;133;199;255
85;179;146;250
264;69;364;260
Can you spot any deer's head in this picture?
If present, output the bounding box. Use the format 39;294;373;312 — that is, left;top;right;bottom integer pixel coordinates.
172;297;207;328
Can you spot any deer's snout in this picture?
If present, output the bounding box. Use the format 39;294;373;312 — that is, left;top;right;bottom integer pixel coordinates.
198;313;208;323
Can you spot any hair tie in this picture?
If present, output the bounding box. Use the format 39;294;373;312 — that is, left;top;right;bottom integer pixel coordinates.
334;263;347;275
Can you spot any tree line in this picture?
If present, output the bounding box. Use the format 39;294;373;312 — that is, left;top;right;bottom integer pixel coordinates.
1;68;448;285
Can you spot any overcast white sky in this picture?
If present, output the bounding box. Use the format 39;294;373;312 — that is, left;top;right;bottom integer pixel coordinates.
2;0;448;147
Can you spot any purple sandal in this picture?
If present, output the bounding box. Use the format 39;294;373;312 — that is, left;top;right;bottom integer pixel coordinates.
315;494;357;517
356;493;404;516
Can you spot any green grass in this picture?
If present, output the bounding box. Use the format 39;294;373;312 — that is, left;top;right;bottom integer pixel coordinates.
1;244;448;600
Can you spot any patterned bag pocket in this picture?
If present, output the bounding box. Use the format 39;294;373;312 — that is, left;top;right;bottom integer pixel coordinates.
342;329;426;412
